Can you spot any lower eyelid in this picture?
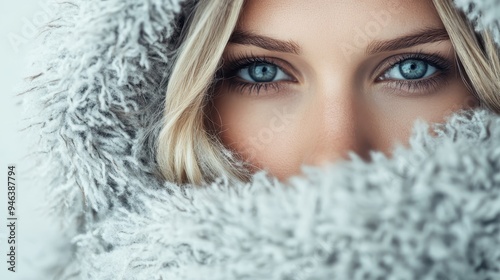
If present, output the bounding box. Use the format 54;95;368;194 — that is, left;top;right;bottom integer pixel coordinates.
380;74;449;96
226;79;295;96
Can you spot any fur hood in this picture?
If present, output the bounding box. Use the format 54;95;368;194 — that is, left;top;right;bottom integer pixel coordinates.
19;0;500;279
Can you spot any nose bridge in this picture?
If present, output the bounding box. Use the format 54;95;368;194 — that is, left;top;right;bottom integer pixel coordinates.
308;76;373;164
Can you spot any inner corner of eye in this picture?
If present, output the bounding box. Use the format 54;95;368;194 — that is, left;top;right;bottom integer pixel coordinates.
375;72;389;81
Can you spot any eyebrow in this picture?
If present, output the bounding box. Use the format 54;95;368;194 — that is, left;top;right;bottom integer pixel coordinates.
228;30;302;55
227;27;450;56
366;27;450;54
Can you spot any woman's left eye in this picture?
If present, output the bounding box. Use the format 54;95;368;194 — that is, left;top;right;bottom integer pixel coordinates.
381;59;438;80
237;62;291;83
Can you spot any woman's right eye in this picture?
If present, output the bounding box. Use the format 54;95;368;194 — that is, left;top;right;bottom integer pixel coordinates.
237;62;292;83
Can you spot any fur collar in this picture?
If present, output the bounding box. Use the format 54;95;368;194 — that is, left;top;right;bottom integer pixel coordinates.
57;108;500;279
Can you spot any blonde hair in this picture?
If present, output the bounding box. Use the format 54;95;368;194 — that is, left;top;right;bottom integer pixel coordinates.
156;0;248;185
432;0;500;113
157;0;500;185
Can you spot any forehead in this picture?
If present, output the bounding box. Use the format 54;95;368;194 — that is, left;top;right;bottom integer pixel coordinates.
236;0;444;48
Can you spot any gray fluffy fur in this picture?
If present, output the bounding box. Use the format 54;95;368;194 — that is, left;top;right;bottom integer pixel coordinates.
19;0;500;279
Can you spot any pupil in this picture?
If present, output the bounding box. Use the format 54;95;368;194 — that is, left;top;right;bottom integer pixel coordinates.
399;59;427;79
249;63;277;82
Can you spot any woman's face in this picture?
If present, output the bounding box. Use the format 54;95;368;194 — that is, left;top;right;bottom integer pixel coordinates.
211;0;477;180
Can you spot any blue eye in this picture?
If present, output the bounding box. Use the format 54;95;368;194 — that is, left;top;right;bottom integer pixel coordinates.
237;62;291;83
383;59;438;80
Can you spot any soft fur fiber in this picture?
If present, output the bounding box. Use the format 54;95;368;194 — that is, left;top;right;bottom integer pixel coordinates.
19;0;500;279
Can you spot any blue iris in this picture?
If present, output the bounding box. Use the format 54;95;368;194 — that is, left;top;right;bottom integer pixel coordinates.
248;63;278;82
399;59;428;79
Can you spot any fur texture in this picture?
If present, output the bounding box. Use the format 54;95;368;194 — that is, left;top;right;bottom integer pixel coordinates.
454;0;500;45
19;0;500;279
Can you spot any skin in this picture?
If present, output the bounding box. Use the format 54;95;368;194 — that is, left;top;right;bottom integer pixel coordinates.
211;0;478;181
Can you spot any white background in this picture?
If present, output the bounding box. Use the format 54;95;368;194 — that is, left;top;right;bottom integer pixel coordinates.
0;1;64;279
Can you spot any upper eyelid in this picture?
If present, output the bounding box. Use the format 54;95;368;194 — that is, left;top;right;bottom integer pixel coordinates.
371;53;450;80
223;56;298;81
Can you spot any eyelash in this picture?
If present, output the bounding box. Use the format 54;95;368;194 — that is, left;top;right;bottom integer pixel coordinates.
217;51;453;96
216;54;292;95
375;52;453;95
